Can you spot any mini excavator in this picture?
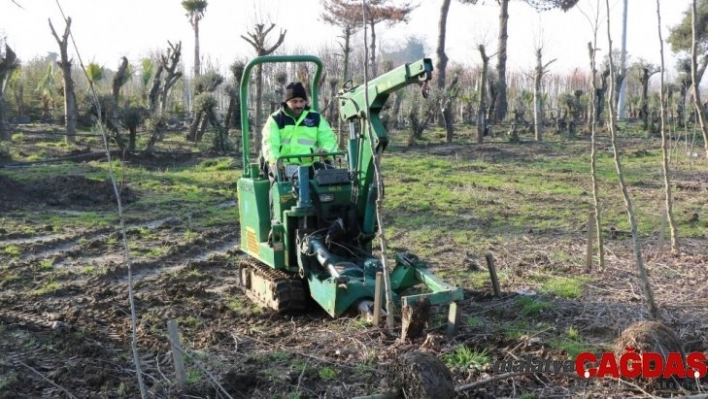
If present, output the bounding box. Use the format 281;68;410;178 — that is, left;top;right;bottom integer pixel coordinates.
236;55;463;318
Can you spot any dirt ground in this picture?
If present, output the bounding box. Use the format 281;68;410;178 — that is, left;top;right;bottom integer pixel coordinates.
1;135;707;399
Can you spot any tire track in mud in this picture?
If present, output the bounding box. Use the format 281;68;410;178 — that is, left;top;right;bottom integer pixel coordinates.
97;225;239;282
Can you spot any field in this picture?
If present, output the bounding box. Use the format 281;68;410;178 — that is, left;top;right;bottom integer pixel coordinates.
1;125;707;398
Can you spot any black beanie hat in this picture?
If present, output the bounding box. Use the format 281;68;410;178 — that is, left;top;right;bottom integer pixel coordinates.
284;82;308;102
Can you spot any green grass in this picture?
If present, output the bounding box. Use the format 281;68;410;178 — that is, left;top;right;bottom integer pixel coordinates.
318;367;338;380
38;258;55;270
3;245;21;258
441;345;491;370
515;296;555;316
538;276;590;299
31;280;61;296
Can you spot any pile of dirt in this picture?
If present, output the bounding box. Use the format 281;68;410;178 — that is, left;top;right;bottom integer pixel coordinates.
0;174;136;208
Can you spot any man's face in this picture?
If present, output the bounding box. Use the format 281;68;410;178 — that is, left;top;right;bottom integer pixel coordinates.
286;98;307;117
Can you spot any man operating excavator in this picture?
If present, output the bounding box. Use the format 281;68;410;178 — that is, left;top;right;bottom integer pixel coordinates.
261;81;339;178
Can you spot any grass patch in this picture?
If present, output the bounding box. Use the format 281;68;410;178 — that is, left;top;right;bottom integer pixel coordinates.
38;258;55;270
539;276;589;299
31;280;61;296
441;345;491;370
548;338;596;359
318;366;338;380
3;245;21;258
515;296;555;316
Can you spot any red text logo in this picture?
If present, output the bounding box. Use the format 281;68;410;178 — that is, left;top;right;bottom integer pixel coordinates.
575;348;707;380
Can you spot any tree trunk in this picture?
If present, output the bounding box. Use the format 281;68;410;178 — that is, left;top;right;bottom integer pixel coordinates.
343;27;352;83
129;126;137;151
188;111;203;142
49;18;77;144
369;20;377;77
588;42;605;270
0;44;17;141
477;45;489;144
534;49;543;142
193;17;201;77
493;0;509;123
691;51;708;158
605;0;659;320
639;68;651;130
196;112;209;142
435;0;452;90
148;65;164;113
659;0;679;254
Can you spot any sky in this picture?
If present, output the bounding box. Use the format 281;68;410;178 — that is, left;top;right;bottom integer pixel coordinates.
0;0;694;77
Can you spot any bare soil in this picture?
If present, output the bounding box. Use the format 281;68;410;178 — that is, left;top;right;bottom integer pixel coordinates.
1;135;707;399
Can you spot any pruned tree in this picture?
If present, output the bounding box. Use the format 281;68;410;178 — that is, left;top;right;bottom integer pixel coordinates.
187;70;223;142
321;0;362;84
435;0;456;140
241;22;286;151
112;56;130;104
0;44;19;141
182;0;208;77
604;0;659;320
121;106;148;151
532;46;555;141
158;41;183;114
223;60;245;131
632;60;660;131
460;0;580;123
49;17;78;144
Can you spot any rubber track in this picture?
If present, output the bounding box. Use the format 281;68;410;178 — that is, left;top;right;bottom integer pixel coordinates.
239;260;307;313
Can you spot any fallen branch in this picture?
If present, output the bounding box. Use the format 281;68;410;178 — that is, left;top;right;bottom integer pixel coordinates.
455;372;530;392
18;360;78;399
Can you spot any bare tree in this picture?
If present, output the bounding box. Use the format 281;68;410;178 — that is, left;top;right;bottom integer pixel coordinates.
319;0;415;77
241;22;286;152
460;0;580;123
477;44;490;144
321;0;361;84
658;0;680;254
49;17;78;144
436;0;456;141
182;0;208;77
158;41;183;114
690;0;708;158
605;0;659;320
532;46;555;141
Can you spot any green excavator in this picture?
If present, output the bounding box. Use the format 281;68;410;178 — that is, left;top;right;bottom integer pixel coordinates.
236;55;463;318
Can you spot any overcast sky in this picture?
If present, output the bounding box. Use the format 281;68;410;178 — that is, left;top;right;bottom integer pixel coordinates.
0;0;693;76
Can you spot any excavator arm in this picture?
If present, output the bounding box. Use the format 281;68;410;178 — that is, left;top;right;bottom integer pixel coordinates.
337;58;433;237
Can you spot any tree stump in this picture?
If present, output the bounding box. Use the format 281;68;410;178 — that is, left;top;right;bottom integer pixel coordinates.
400;298;430;342
386;351;455;399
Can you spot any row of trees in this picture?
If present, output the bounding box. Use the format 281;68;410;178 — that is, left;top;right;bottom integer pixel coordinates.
2;0;708;155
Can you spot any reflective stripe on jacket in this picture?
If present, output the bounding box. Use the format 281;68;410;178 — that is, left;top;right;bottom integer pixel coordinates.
262;106;338;165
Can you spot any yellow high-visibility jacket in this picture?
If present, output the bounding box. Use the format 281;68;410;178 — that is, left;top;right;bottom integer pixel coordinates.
262;106;338;166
